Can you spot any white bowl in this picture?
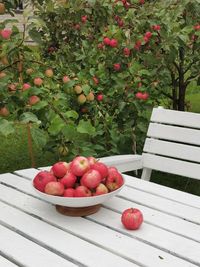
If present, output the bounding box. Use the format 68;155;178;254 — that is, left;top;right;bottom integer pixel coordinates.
32;177;125;208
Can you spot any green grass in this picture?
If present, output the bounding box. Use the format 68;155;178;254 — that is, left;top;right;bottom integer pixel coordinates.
0;125;57;174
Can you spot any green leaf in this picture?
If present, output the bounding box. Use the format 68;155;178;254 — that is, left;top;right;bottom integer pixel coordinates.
82;84;91;95
64;110;79;120
31;127;47;148
62;124;78;140
31;101;48;110
19;112;41;124
0;120;15;136
28;28;43;44
77;120;96;135
48;115;65;136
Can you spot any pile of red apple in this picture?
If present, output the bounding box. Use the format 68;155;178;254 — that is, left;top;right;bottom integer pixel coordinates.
33;156;124;197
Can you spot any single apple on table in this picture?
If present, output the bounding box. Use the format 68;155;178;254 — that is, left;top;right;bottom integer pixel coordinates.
121;208;143;230
44;181;65;196
33;171;57;192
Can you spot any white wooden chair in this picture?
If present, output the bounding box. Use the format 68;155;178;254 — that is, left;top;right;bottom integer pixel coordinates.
100;107;200;182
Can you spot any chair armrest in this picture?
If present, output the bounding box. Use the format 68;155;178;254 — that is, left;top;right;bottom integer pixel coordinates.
99;154;143;173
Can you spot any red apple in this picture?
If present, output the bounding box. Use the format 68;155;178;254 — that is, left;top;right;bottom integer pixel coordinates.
97;94;104;101
0;107;10;117
123;47;131;57
0;29;12;39
106;171;124;191
81;169;101;189
91;162;108;180
81;15;87;23
93;183;109;196
51;161;69;178
63;188;75;197
60;172;77;188
142;92;149;100
118;19;124;27
29;95;40;105
121;208;143;230
22;83;31;91
135;92;143;100
63;75;70;83
70;156;90;176
103;37;111;46
34;77;43;86
108;166;118;176
87;156;97;166
113;63;121;71
152;25;161;31
74;185;92;197
44;181;65;196
92;76;99;85
110;39;118;48
134;40;142;50
33;171;57;192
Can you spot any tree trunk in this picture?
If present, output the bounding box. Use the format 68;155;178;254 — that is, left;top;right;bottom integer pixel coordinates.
178;47;186;111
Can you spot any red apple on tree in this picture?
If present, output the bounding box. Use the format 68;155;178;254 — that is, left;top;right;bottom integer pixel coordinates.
34;77;43;86
44;181;65;196
0;29;12;39
22;83;31;91
63;75;70;83
113;63;121;71
110;39;118;48
29;95;40;105
81;169;101;189
70;156;90;176
121;208;143;230
103;37;111;46
0;107;10;117
33;171;57;192
74;185;92;197
97;94;104;101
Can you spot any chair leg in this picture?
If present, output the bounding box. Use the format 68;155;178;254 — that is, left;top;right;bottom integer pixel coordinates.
141;168;152;181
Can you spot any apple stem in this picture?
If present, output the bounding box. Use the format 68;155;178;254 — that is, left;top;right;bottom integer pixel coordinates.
27;123;36;168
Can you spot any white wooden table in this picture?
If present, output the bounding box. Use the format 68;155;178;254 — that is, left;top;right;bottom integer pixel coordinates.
0;168;200;267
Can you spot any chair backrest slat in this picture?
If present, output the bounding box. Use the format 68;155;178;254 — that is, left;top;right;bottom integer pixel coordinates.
142;153;200;180
147;123;200;145
142;108;200;180
143;138;200;163
151;108;200;129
